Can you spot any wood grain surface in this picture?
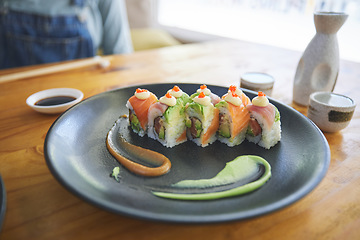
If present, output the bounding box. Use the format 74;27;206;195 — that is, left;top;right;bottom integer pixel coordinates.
0;40;359;240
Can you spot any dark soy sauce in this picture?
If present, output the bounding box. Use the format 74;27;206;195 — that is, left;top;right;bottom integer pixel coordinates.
35;96;76;106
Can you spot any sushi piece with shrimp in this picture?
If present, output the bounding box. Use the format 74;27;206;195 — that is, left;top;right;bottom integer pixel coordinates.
246;91;281;149
215;88;250;146
185;92;219;147
126;88;158;136
147;86;189;147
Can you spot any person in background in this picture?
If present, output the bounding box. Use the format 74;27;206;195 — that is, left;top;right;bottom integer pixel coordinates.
0;0;133;69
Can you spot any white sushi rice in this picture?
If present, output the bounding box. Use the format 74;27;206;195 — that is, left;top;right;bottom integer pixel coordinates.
218;129;247;147
246;110;281;149
163;117;187;148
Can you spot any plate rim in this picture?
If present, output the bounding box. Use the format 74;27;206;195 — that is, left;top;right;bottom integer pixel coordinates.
0;175;6;231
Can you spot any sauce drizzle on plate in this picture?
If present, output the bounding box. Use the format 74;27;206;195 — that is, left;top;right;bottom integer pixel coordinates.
106;118;171;177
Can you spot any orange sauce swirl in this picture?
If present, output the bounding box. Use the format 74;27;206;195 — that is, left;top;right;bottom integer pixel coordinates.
106;119;171;177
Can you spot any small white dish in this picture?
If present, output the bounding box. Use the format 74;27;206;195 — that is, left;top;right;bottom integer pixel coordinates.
308;91;356;132
26;88;84;114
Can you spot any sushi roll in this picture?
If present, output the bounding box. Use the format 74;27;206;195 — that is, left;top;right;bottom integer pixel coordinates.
126;88;158;136
147;87;188;148
215;87;250;146
185;92;219;147
246;91;281;149
190;84;221;106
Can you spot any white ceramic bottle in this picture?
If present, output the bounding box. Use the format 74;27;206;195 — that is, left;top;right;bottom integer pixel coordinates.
293;12;348;106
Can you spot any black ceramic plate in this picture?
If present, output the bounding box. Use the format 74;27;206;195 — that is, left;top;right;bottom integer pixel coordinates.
44;84;330;223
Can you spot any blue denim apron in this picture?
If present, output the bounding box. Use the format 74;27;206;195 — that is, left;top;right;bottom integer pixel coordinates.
0;0;95;69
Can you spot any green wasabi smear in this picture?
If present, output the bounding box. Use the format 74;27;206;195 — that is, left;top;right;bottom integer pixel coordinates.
111;167;121;182
152;155;271;201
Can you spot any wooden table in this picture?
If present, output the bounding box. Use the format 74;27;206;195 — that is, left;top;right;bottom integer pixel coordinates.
0;40;359;239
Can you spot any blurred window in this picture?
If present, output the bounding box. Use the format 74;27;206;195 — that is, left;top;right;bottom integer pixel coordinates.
157;0;360;62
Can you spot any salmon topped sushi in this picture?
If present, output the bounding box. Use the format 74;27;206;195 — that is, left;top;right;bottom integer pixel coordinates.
246;91;281;149
126;88;158;136
215;87;251;146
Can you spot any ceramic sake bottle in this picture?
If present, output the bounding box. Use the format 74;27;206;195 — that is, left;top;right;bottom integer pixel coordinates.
293;12;348;106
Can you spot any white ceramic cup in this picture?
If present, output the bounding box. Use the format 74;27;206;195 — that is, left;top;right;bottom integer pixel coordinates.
308;91;356;132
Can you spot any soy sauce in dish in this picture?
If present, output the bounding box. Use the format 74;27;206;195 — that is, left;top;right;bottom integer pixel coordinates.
35;96;76;106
